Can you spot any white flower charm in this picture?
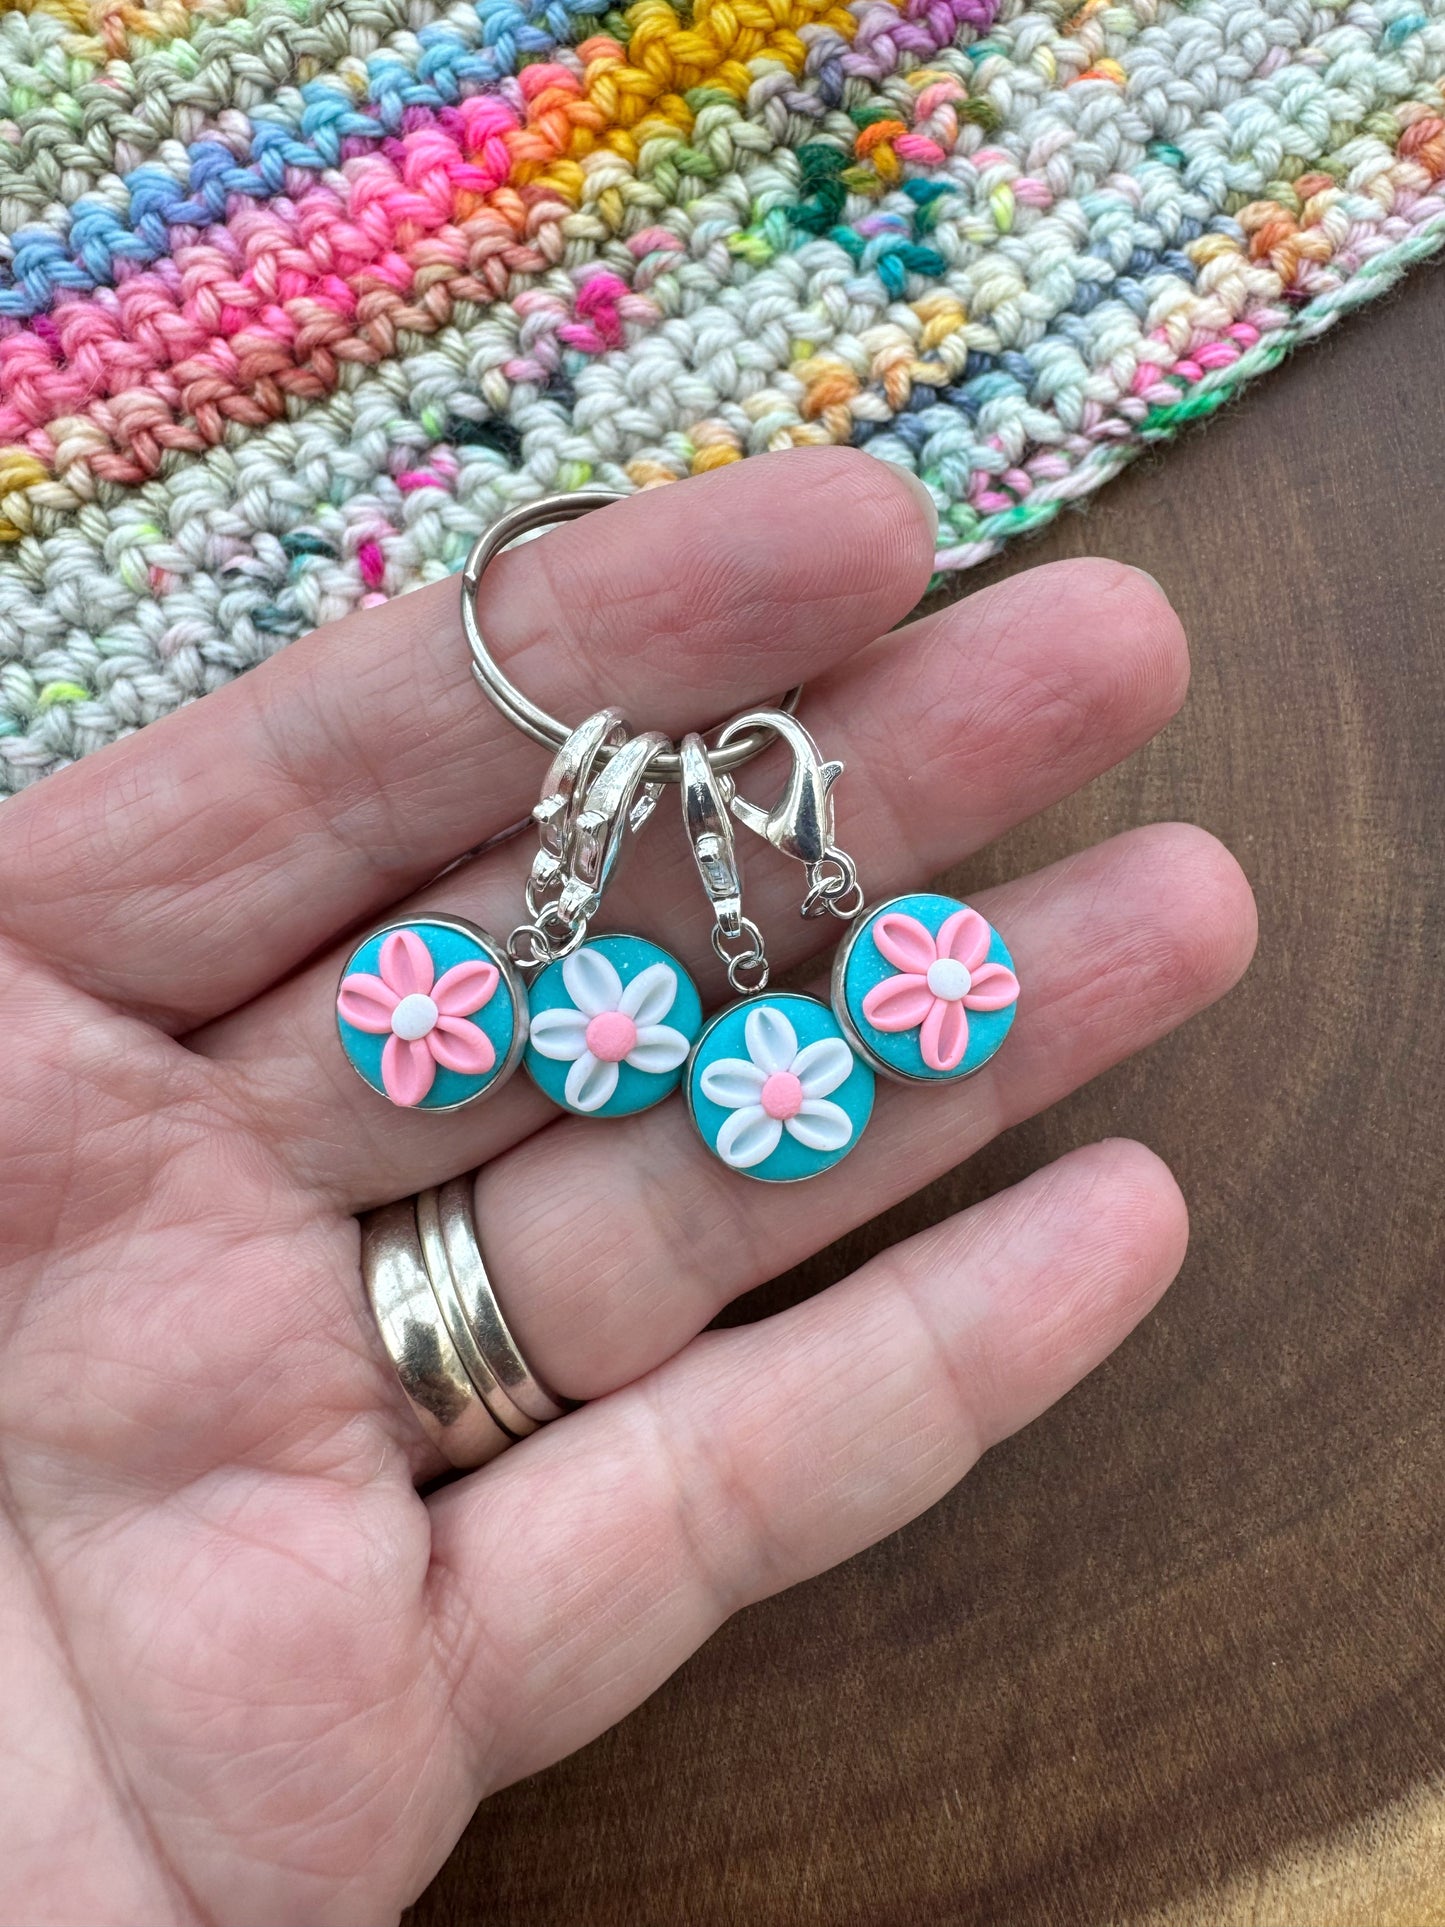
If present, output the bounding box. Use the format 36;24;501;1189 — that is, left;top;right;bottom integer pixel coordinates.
528;943;692;1113
699;1004;857;1171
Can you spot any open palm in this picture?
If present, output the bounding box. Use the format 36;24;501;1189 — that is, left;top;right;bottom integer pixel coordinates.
0;451;1254;1925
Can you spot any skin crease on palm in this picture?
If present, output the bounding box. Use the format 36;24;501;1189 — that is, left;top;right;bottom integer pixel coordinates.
0;448;1258;1927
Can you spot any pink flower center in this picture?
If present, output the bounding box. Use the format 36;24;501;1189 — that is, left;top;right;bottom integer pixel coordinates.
585;1010;637;1063
760;1070;804;1120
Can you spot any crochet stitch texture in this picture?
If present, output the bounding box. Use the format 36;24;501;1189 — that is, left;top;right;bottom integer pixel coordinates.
0;0;1442;789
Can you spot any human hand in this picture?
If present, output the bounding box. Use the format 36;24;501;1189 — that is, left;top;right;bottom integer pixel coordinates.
0;449;1254;1924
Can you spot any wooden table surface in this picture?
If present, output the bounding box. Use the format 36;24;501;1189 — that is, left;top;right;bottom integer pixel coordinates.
408;263;1445;1926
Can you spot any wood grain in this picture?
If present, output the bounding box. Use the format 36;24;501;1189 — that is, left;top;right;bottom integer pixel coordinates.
408;263;1445;1927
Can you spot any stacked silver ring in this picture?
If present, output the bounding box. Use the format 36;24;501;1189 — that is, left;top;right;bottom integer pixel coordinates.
362;1176;567;1468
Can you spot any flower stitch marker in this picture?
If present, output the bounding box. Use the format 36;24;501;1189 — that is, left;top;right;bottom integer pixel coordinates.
679;711;881;1183
833;892;1020;1083
525;934;702;1118
336;918;526;1111
686;994;875;1183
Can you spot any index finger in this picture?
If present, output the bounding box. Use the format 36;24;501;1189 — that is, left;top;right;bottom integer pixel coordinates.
0;451;935;1029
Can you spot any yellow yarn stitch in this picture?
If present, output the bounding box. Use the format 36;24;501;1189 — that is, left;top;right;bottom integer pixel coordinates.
525;0;879;195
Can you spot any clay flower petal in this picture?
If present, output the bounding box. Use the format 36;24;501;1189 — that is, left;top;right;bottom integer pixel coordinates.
428;1015;496;1075
792;1038;854;1099
380;929;435;999
337;972;398;1034
432;960;499;1017
618;962;677;1026
745;1004;798;1074
871;912;938;975
963;960;1020;1012
627;1024;690;1074
936;906;991;972
382;1034;436;1107
566;1052;619;1113
529;1008;591;1061
920;998;969;1074
716;1106;783;1170
562;944;623;1017
700;1058;768;1109
786;1099;852;1152
862;972;934;1033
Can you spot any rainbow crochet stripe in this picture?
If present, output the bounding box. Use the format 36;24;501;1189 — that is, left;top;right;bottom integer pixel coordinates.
0;0;1442;788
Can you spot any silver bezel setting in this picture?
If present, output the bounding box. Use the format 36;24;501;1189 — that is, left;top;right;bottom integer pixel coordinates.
336;913;529;1112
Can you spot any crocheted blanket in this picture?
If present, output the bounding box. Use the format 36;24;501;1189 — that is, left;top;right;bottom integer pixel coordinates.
1;0;1442;790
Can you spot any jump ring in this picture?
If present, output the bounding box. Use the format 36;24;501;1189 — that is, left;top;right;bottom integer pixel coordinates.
802;852;864;921
821;876;866;921
711;917;770;993
726;951;770;995
462;492;803;784
524;872;556;921
508;902;590;969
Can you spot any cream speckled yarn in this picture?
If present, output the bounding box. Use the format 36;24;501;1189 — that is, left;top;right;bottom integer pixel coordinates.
1;0;1442;789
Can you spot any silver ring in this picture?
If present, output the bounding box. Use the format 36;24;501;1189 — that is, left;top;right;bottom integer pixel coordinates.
460;492;804;784
360;1200;513;1470
415;1188;540;1440
435;1177;567;1425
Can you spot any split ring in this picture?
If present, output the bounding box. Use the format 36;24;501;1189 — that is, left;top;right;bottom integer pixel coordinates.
461;491;803;784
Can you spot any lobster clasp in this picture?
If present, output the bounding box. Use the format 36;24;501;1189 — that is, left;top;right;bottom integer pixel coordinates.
509;729;665;971
527;705;629;914
680;732;743;939
714;708;862;921
560;729;668;918
715;710;843;869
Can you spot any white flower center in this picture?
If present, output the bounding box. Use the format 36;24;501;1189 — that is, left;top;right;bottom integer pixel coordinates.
391;992;439;1041
926;958;972;1002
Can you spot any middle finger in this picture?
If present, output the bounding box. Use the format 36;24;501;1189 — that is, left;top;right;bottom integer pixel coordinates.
199;558;1188;1205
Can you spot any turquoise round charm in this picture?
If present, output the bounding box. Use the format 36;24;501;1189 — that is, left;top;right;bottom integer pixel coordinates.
833;892;1020;1084
336;916;525;1110
525;933;703;1118
686;992;874;1182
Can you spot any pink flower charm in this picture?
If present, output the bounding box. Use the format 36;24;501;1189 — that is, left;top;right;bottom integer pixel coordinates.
338;928;499;1107
861;907;1019;1074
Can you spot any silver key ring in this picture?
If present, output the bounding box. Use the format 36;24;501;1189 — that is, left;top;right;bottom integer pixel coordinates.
461;491;804;784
